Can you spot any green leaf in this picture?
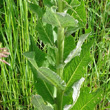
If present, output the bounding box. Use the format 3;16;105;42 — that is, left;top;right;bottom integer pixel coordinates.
38;67;66;90
63;90;73;108
71;87;103;110
67;0;86;27
64;33;90;65
29;36;46;67
32;95;53;110
65;0;71;4
64;0;80;11
43;0;53;7
71;77;85;105
64;77;85;110
36;20;54;46
64;35;76;60
23;52;38;68
46;46;56;71
30;65;54;104
28;2;44;18
72;0;86;27
29;36;54;104
64;40;94;93
42;7;78;28
70;0;80;7
64;0;86;36
23;51;66;90
65;27;80;37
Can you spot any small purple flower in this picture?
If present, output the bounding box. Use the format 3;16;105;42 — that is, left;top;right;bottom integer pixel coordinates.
0;48;10;66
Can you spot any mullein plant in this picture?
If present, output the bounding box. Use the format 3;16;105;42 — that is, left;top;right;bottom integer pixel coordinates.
23;0;103;110
0;48;10;66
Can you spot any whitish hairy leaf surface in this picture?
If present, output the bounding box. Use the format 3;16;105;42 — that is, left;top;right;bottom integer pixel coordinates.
23;52;65;90
36;20;54;46
64;77;85;110
72;77;85;104
72;87;103;110
64;40;93;93
32;95;53;110
42;7;78;28
64;33;90;65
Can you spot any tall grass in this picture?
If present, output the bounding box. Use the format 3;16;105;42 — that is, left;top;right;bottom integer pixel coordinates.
0;0;37;109
85;0;110;109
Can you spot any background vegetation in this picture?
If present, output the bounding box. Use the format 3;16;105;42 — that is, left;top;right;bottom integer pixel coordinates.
0;0;110;109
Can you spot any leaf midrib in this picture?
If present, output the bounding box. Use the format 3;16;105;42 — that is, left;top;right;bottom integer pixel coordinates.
36;96;44;110
65;52;89;92
29;59;64;90
41;23;54;46
80;93;100;110
43;81;54;99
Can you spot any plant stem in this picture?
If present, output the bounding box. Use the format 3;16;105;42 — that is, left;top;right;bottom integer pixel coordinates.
58;0;63;12
56;0;64;110
57;28;64;78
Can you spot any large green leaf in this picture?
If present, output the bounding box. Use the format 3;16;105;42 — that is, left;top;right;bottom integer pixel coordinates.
64;0;86;36
64;40;93;93
43;0;53;7
32;95;53;110
71;77;85;106
64;35;76;60
28;2;44;18
64;33;90;65
67;0;86;27
23;52;66;90
42;7;78;28
46;46;56;71
30;64;54;104
38;67;66;90
29;36;54;103
71;87;103;110
63;77;85;109
29;36;46;67
36;20;54;46
23;52;38;68
63;91;73;108
72;0;86;27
